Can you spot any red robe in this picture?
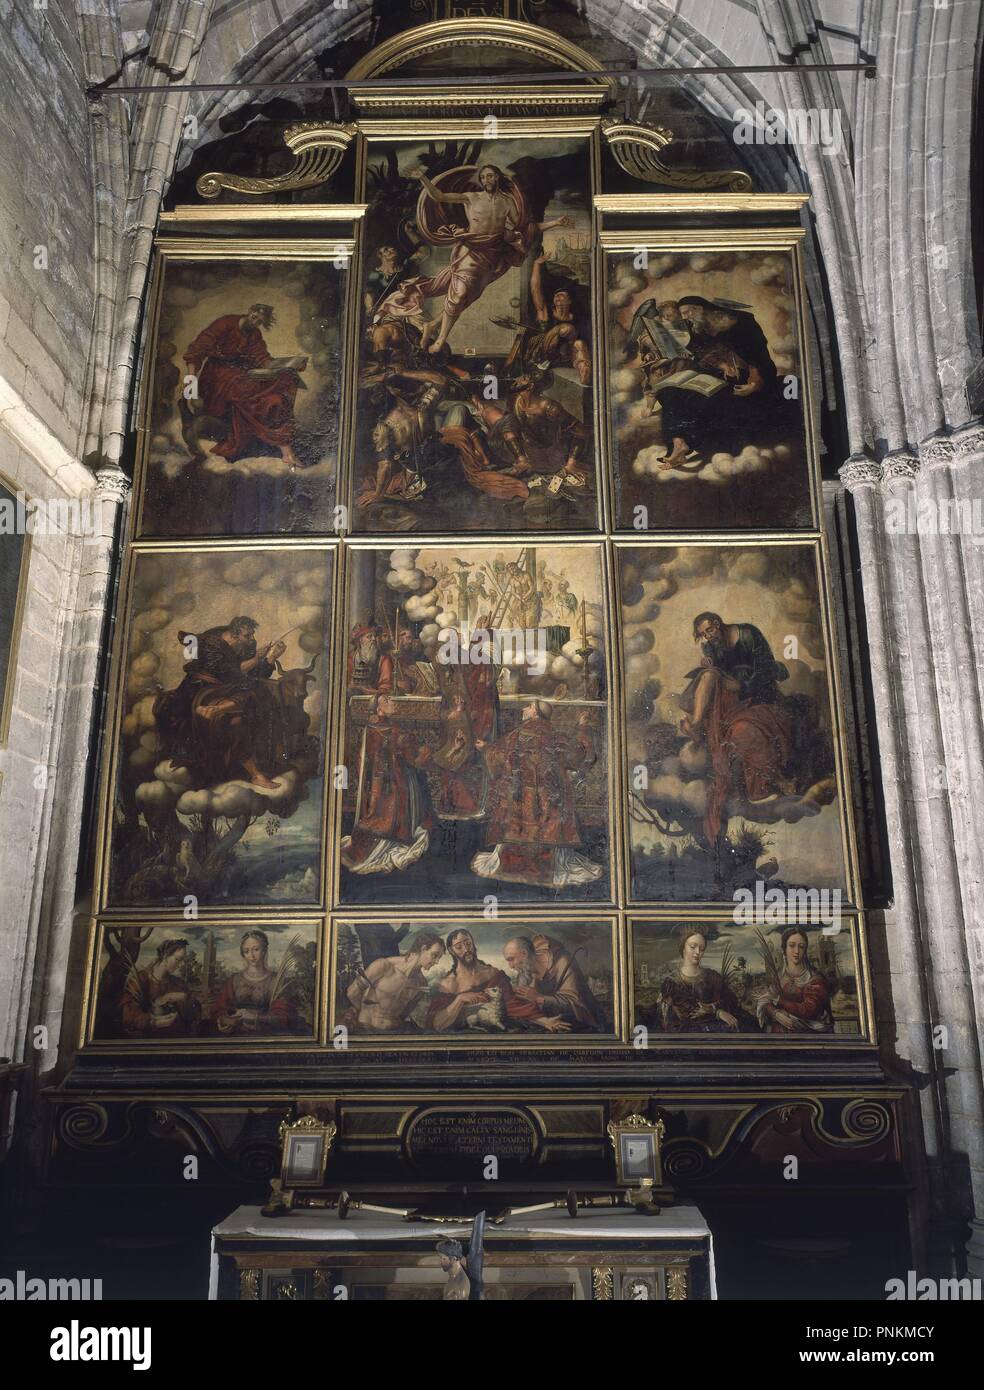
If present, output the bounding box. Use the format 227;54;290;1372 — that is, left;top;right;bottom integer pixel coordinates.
184;314;299;460
461;660;499;743
703;679;793;844
429;654;499;820
345;719;433;863
122;970;196;1037
481;716;594;881
440;425;530;501
766;969;832;1033
432;713;486;820
209;971;294;1034
348;649;397;694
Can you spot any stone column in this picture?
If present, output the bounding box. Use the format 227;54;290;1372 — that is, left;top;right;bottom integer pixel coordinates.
841;439;984;1276
33;465;131;1076
1;464;129;1227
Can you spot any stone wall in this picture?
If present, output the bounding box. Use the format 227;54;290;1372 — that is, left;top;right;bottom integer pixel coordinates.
0;0;106;1122
0;0;95;457
0;434;96;1068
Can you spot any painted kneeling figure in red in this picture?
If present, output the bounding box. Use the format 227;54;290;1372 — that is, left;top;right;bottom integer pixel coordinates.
471;699;603;889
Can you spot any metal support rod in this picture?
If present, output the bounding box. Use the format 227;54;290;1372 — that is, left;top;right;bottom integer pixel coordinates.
87;61;877;99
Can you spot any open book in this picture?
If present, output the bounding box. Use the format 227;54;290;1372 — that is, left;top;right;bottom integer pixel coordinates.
247;354;308;379
649;368;727;397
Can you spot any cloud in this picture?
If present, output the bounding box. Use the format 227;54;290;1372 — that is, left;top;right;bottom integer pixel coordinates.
176;770;306;819
203;453;335;479
386;547;438;598
404;592;440;622
613;366;640;407
134;764;310;824
631;442;793;486
608;262;646;309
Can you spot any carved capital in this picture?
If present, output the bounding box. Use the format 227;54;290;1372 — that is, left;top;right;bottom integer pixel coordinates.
196;122;356;201
94;465;131;506
918;433;956;470
838;456;882;491
602;119;754;193
881;451;921;491
953;423;984;464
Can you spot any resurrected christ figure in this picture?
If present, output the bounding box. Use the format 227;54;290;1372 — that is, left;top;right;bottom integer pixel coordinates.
375;164;573;354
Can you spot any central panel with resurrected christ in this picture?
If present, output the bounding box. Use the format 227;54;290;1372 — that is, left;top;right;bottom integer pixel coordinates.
351;126;600;534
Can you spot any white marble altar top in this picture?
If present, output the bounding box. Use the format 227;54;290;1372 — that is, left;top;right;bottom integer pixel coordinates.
213;1202;711;1244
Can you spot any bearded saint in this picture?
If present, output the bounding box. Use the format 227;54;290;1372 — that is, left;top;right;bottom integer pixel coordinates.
152;616;290;789
427;929;570;1033
502;934;607;1031
348;624;396;694
183;303;305;468
678;612;796;845
652;296;794;470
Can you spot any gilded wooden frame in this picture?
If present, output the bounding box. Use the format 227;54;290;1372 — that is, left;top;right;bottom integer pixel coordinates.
279;1113;337;1186
347;116;608;535
158;206;367;225
331;535;622;910
612;534;864;913
74;57;877;1056
626;912;876;1049
607;1112;665;1186
343;18;616;114
82;914;326;1050
91;537;342;922
598;228;822;534
327;911;626;1049
131;237;357;543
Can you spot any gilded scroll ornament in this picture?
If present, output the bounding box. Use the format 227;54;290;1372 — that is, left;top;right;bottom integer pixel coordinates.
840;1099;891;1144
602;119;753;193
196;123;356;200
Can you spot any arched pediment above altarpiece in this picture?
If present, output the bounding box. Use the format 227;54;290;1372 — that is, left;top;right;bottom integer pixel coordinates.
193;17;752;202
343;16;617;114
